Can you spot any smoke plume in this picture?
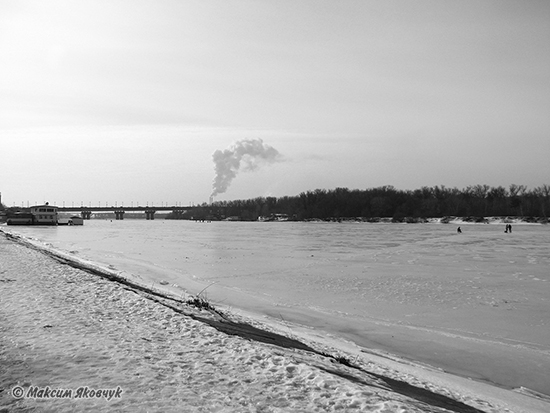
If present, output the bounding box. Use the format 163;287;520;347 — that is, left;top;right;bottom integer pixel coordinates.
211;138;282;197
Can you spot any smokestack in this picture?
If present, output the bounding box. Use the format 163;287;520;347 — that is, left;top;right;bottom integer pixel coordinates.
211;138;282;197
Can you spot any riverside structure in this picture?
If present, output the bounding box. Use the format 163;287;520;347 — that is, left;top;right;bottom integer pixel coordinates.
57;205;195;220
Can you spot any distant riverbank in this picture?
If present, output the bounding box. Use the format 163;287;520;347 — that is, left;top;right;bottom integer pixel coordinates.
295;216;548;224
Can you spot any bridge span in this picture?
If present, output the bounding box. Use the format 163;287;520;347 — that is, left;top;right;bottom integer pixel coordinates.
58;206;196;220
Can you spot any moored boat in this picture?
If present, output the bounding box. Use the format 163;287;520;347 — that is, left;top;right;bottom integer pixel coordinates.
69;216;84;225
7;203;58;226
6;212;35;225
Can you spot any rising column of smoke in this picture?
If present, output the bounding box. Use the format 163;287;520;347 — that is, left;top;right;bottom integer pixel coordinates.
211;138;282;198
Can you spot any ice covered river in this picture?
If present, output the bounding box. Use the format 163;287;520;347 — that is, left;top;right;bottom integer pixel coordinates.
6;220;550;396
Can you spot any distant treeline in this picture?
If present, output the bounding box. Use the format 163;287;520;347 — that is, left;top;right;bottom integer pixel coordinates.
189;184;550;221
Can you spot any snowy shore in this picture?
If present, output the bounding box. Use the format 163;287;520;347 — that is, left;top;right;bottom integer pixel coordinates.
1;231;549;412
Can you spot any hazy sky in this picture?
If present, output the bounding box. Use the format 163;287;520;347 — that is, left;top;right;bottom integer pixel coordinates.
1;0;549;207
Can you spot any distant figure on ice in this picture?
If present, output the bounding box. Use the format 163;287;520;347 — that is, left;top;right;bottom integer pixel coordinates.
457;227;462;234
505;224;512;233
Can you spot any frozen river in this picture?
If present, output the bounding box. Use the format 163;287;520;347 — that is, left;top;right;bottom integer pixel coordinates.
6;220;550;396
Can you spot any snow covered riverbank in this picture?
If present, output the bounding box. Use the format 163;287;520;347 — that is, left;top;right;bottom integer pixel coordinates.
1;230;549;412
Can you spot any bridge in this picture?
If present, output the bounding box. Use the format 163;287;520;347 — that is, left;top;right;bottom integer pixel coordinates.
57;206;196;220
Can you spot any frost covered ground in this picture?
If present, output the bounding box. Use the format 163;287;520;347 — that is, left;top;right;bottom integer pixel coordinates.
1;230;549;412
6;220;549;395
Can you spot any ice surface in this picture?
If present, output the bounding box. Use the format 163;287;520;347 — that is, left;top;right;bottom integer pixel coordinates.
5;220;550;397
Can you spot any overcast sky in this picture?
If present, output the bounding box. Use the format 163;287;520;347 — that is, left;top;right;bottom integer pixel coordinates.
1;0;549;207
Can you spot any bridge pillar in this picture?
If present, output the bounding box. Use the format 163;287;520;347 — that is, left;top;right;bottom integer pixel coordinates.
115;210;125;220
145;209;156;220
81;211;92;220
